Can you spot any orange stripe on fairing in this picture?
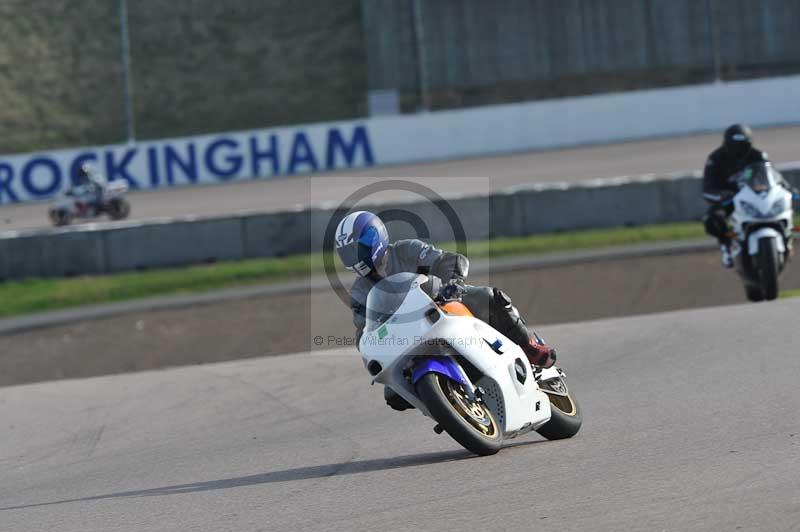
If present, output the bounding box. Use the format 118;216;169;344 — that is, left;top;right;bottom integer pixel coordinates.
440;301;474;317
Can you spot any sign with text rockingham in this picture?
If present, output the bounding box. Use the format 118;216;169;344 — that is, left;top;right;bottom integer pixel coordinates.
2;74;800;205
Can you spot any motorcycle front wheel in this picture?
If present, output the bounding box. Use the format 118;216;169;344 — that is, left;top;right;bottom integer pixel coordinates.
756;238;779;301
416;372;503;456
744;284;765;302
49;209;72;227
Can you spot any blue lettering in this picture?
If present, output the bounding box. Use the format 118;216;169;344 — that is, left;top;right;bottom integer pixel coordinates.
164;144;198;185
21;157;62;198
288;132;318;174
0;163;18;204
326;126;374;169
249;134;280;177
69;152;99;186
205;138;243;180
105;148;139;188
147;146;161;187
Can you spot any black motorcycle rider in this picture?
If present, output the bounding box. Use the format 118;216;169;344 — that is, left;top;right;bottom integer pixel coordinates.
702;124;770;268
334;210;557;411
68;164;104;213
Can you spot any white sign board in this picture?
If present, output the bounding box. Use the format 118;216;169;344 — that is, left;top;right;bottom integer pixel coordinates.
2;74;800;205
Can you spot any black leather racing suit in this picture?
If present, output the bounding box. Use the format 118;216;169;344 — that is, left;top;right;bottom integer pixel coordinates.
349;239;533;351
702;146;769;243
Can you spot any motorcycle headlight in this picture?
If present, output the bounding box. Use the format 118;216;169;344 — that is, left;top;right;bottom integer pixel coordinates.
739;200;762;218
767;197;786;217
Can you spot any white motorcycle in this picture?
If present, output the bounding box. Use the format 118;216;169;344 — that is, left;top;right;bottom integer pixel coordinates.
727;162;796;302
359;272;582;456
48;179;131;227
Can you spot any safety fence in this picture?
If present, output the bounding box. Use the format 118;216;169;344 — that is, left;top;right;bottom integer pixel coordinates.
363;0;800;111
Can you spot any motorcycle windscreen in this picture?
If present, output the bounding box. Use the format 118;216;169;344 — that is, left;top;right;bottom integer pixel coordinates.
737;162;779;193
364;272;426;332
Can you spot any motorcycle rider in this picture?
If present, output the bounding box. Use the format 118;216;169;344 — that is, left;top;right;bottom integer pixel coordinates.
702;124;769;268
68;164;104;214
334;210;557;411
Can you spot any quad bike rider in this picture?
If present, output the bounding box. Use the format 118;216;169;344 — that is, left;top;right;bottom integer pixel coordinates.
67;164;105;215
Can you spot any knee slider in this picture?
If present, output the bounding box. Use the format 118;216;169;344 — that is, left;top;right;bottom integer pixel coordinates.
493;288;523;323
492;288;513;309
703;213;725;237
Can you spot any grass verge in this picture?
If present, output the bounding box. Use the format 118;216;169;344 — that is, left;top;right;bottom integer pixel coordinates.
0;221;711;318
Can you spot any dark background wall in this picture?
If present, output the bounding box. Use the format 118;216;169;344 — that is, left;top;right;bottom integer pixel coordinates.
0;0;127;153
1;0;799;154
0;0;365;153
364;0;800;111
127;0;366;140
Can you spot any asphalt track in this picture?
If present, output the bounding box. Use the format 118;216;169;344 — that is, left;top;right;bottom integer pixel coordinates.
2;125;799;232
2;300;799;532
7;244;800;387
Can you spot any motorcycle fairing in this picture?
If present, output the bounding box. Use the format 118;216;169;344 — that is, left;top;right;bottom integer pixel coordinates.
410;356;469;386
747;227;786;255
359;274;552;434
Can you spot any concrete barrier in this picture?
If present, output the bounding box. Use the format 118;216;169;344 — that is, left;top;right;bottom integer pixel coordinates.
241;211;302;258
511;173;706;233
104;218;245;271
0;229;107;279
1;165;798;280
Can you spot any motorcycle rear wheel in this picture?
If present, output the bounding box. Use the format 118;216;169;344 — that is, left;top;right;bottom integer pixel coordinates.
107;198;131;220
536;380;582;440
416;373;503;456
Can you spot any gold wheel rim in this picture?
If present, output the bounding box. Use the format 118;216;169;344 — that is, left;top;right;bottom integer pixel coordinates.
435;374;500;439
547;391;577;417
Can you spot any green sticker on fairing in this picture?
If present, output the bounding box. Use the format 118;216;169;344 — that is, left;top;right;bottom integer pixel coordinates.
378;325;388;339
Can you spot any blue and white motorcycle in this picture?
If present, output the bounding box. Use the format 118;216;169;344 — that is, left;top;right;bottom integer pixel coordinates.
359;272;582;456
728;162;796;301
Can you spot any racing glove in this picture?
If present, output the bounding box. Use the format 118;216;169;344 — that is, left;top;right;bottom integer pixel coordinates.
438;277;466;302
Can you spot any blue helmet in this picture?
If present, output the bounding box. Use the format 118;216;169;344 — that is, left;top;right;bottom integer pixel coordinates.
335;211;389;277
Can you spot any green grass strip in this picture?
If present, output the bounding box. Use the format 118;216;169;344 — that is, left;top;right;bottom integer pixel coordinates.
0;220;727;319
452;222;705;258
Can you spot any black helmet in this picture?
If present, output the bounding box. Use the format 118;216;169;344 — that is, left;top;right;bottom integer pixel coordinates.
76;163;92;184
723;124;753;157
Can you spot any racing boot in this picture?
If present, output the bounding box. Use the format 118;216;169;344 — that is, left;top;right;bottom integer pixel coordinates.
720;244;733;268
384;387;414;411
489;289;557;369
521;331;557;368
